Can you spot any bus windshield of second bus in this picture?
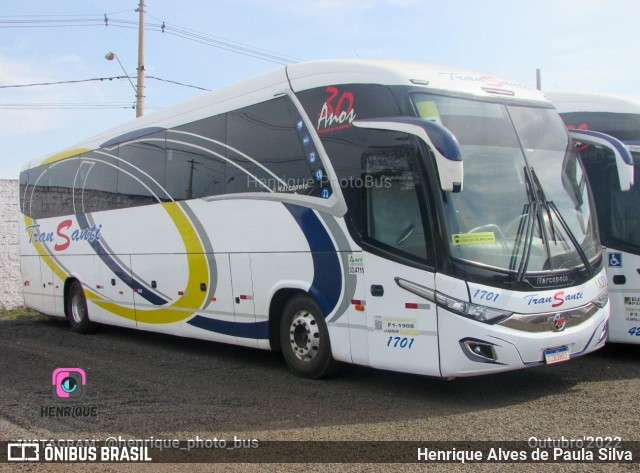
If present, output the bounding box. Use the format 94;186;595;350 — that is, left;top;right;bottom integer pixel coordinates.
548;91;640;344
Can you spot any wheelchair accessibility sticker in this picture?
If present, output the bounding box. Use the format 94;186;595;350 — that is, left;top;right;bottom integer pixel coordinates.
608;252;622;268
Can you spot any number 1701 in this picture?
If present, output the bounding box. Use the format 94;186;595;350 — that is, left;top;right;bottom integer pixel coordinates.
387;336;415;349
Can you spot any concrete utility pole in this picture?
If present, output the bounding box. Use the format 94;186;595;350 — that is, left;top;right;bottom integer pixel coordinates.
536;68;542;91
136;0;145;117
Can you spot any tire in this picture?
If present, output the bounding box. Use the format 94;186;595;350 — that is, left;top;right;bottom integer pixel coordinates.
67;280;99;334
280;293;339;379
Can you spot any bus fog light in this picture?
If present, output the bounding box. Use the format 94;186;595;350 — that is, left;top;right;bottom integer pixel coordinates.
462;340;497;362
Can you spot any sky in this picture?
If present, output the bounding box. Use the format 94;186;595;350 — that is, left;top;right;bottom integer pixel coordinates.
0;0;638;179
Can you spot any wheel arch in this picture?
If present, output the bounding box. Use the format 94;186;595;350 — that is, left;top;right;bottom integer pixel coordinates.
268;287;310;352
63;277;79;320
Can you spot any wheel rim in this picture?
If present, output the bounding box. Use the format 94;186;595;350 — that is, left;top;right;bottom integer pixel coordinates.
70;290;86;324
288;310;320;362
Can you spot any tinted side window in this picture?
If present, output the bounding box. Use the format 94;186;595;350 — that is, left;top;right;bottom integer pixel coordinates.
24;159;80;219
47;159;80;216
118;131;167;207
362;143;430;262
25;166;49;219
315;126;410;244
296;84;401;135
169;114;227;199
226;96;328;197
19;171;29;214
77;152;119;213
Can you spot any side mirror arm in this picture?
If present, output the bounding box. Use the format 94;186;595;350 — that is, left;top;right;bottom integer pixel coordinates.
353;117;463;192
569;129;634;191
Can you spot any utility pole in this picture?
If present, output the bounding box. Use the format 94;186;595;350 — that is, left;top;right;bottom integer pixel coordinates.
536;68;542;91
136;0;145;117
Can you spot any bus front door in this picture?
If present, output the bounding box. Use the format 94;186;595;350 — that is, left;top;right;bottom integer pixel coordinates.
363;252;440;376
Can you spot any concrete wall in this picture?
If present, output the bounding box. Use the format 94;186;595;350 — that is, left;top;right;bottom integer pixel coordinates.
0;179;22;309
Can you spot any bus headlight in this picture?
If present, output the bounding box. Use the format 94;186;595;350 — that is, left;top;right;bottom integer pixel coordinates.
592;291;609;309
435;293;512;324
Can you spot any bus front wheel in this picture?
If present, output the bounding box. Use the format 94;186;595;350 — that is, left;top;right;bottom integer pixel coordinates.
67;280;99;334
280;294;338;379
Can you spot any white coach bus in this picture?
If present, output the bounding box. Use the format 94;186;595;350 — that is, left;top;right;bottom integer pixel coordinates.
19;60;628;379
547;91;640;344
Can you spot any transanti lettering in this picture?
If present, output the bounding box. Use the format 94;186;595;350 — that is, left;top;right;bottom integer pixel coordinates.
524;290;584;308
26;220;102;251
439;72;527;89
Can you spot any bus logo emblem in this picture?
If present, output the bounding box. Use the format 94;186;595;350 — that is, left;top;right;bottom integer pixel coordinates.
552;314;566;332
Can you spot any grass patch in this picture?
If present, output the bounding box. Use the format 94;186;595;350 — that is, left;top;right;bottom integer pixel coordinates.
0;306;49;321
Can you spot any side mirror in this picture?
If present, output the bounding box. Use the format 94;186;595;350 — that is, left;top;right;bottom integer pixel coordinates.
353;117;463;192
569;129;634;191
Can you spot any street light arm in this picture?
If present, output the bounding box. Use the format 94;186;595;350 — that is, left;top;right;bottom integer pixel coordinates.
105;52;138;96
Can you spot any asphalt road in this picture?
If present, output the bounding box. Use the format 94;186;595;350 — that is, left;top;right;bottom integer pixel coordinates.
1;313;639;472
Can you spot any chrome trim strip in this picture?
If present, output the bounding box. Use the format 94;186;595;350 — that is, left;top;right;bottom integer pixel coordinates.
500;303;599;333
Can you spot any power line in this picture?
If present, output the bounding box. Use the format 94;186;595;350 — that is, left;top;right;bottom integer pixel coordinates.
0;76;131;89
0;10;132;17
0;15;303;65
0;75;208;92
147;75;209;91
0;102;141;110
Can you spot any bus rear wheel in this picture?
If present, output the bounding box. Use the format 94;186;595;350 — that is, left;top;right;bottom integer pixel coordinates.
67;280;99;334
280;294;338;379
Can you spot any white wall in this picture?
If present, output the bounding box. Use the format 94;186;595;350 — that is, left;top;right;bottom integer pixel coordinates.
0;179;22;309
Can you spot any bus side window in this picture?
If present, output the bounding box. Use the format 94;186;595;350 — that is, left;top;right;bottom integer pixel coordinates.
28;166;51;219
118;131;167;207
47;159;79;217
77;157;119;213
362;144;429;261
226;96;327;196
19;171;29;215
169;114;227;200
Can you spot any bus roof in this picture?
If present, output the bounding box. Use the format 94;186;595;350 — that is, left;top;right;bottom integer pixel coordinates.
285;59;542;99
24;59;548;171
546;91;640;114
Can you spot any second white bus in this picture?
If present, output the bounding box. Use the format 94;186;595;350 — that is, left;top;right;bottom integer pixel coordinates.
548;91;640;344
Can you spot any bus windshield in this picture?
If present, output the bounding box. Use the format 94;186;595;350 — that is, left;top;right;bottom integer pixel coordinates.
413;93;600;274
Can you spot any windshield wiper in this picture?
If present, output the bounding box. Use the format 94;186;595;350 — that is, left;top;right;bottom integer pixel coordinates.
514;201;538;282
511;167;538;282
547;200;593;275
529;168;555;268
530;168;593;276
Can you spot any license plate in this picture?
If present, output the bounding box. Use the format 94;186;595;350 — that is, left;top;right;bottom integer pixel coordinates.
544;346;570;364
